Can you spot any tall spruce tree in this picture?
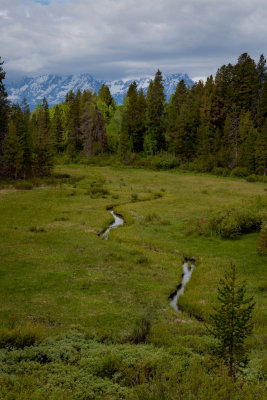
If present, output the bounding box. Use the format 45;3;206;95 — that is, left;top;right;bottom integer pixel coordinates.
255;119;267;175
33;98;54;176
0;57;9;168
209;263;255;379
3;120;23;179
145;70;166;153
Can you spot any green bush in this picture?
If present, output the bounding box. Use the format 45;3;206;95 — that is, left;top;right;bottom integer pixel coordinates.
246;174;259;182
258;221;267;255
230;167;249;178
212;167;230;177
0;324;44;349
14;181;34;190
187;207;262;239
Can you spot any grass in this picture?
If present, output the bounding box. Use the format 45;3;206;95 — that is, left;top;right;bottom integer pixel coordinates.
0;164;266;398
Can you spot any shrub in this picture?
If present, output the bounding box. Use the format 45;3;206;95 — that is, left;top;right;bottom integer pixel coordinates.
86;180;109;198
209;208;261;239
14;181;34;190
212;167;230;177
230;167;249;178
144;213;160;223
0;324;44;349
258;221;267;255
29;226;46;233
129;311;153;344
187;207;261;239
246;174;258;182
131;193;138;202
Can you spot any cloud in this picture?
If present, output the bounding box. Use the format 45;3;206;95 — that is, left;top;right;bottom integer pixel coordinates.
1;0;267;80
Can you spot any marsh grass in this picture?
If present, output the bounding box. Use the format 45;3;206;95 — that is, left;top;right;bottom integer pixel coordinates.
0;164;266;398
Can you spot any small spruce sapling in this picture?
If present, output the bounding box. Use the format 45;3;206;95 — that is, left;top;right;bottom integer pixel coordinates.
208;263;255;379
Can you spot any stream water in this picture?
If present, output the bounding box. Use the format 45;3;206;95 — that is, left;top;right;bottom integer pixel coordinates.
170;262;195;312
102;211;124;240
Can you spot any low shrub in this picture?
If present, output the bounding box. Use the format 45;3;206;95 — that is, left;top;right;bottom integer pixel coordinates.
29;226;46;233
258;221;267;255
246;174;259;182
230;167;249;178
129;311;153;344
144;213;161;223
212;167;230;177
187;207;261;239
14;181;34;190
0;324;44;349
131;193;138;202
86;180;109;198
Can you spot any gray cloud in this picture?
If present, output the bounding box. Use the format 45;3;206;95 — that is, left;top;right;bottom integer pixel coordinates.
1;0;267;80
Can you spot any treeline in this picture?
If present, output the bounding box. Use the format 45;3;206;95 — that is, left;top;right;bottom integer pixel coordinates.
1;53;267;179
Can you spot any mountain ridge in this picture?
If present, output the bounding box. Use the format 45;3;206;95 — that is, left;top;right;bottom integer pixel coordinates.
6;72;194;109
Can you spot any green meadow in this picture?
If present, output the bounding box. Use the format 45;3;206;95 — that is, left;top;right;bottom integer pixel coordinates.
0;165;266;399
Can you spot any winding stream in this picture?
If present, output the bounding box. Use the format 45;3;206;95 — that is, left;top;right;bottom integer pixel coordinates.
101;211;194;313
102;211;124;240
170;262;195;312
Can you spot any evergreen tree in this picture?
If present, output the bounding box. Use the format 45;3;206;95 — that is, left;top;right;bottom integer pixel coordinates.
33;98;54;176
80;102;107;156
233;53;259;119
257;54;267;90
208;263;255;379
52;105;64;152
0;57;9;166
237;111;257;171
67;91;82;158
3;120;23;179
145;70;166;153
255;120;267;175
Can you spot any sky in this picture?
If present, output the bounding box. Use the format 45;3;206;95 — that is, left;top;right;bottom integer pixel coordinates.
1;0;267;82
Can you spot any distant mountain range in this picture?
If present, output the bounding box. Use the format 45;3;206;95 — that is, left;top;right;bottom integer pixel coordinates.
6;73;194;109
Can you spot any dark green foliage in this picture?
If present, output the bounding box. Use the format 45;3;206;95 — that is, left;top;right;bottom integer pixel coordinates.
145;70;166;153
0;57;9;162
208;264;255;378
80;102;107;156
258;221;267;255
188;206;262;239
33;98;54;177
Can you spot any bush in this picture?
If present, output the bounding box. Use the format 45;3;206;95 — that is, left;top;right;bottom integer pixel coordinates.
212;167;230;177
246;174;259;182
86;180;109;198
258;221;267;255
187;207;262;239
210;208;261;239
129;311;153;344
230;167;249;178
131;193;138;202
0;324;44;349
29;226;46;233
14;181;34;190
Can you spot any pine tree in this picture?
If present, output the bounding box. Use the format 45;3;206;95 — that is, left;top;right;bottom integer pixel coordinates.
255;120;267;175
0;57;9;166
208;263;255;379
145;70;166;153
67;91;82;158
237;111;257;172
257;54;267;91
3;120;23;179
33;98;54;176
52;105;64;152
80;102;107;156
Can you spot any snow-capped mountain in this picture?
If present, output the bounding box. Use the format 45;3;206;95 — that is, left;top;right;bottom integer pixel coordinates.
6;73;194;109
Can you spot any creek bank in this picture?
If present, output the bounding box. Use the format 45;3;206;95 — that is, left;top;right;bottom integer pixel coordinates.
99;211;125;240
169;258;196;313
